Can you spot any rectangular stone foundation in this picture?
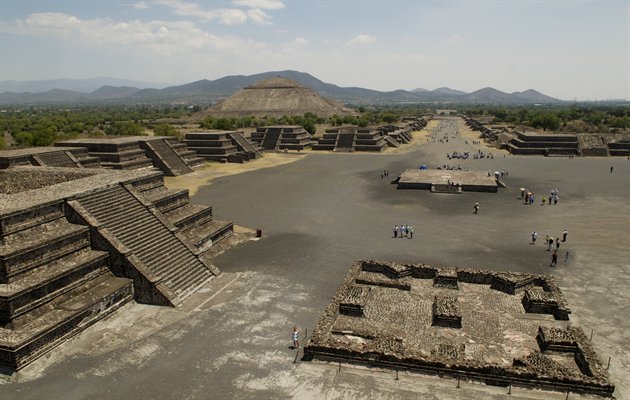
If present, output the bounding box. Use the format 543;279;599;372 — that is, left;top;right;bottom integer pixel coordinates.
305;260;614;398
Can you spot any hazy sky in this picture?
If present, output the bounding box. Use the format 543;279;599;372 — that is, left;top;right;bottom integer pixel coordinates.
1;0;628;100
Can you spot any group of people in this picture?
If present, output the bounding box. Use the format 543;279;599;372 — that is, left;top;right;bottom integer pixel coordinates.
393;224;414;238
521;188;560;206
474;149;494;159
437;164;470;171
447;151;470;160
530;229;569;267
380;169;390;179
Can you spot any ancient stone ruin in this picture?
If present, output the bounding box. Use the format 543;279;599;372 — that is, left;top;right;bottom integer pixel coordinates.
312;126;387;152
0;166;232;370
0;147;101;169
183;130;263;163
464;115;630;157
250;125;312;151
305;260;614;397
505;132;580;156
55;136;204;176
377;117;428;148
203;76;357;118
396;169;501;193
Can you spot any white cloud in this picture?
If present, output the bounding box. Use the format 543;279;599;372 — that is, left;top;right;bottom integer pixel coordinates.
247;8;272;25
157;0;276;25
19;12;264;55
447;35;463;44
232;0;285;10
133;2;149;10
280;36;308;53
347;34;375;46
293;37;308;46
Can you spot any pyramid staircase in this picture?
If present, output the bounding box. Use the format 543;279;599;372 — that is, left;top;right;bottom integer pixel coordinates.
0;202;133;370
72;184;221;305
227;131;263;159
130;173;233;256
334;132;355;152
251;126;312;151
260;128;283;151
142;139;194;176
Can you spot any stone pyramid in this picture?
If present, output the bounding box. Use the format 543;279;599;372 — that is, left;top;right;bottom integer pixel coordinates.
205;77;356;118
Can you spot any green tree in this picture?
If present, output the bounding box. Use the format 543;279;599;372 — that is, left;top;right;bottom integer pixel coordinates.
106;121;144;136
303;119;316;135
530;112;560;131
153;123;178;137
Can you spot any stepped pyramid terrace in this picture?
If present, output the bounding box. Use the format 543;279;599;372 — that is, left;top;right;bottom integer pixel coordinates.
55;136;205;176
312;126;388;152
183;130;263;163
250;125;313;151
0;147;101;169
203;76;357;118
0;166;232;370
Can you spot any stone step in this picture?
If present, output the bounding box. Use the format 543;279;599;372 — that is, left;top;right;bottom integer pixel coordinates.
149;190;190;213
184;156;206;168
0;273;133;370
143;253;198;283
101;158;155;170
88;149;147;162
115;218;166;243
129;174;165;193
0;248;109;326
0;220;91;283
169;267;212;297
179;219;233;254
164;204;213;230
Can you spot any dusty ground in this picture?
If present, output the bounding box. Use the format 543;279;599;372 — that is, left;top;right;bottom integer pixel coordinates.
1;117;628;400
164;152;305;196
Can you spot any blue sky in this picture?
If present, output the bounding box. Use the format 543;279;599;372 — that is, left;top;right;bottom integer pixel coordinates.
1;0;628;100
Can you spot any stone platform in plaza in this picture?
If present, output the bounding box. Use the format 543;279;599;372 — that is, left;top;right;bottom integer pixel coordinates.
396;169;500;193
304;260;614;398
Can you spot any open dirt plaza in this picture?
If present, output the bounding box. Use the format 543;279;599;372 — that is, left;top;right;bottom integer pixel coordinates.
1;117;628;399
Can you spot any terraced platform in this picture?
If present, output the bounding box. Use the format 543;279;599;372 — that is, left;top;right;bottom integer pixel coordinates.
396;169;500;193
305;260;614;397
0;166;233;370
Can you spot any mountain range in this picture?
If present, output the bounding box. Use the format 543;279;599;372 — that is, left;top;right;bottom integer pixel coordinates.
0;71;562;105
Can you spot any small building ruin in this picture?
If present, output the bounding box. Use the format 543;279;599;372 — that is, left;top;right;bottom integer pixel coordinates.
305;260;614;397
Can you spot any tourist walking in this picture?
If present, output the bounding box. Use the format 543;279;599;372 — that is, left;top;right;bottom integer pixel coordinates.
550;250;558;267
546;235;552;251
562;229;568;242
542;196;546;206
292;326;300;349
555;238;561;250
394;225;398;238
565;251;570;262
529;194;535;205
409;226;413;239
474;202;480;214
611;166;614;173
531;231;537;244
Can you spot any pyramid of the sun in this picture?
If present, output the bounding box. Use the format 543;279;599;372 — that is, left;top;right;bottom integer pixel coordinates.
206;77;357;117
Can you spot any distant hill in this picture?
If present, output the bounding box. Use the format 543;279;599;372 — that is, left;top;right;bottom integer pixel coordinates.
0;71;563;105
432;87;467;96
0;77;170;94
410;87;428;93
